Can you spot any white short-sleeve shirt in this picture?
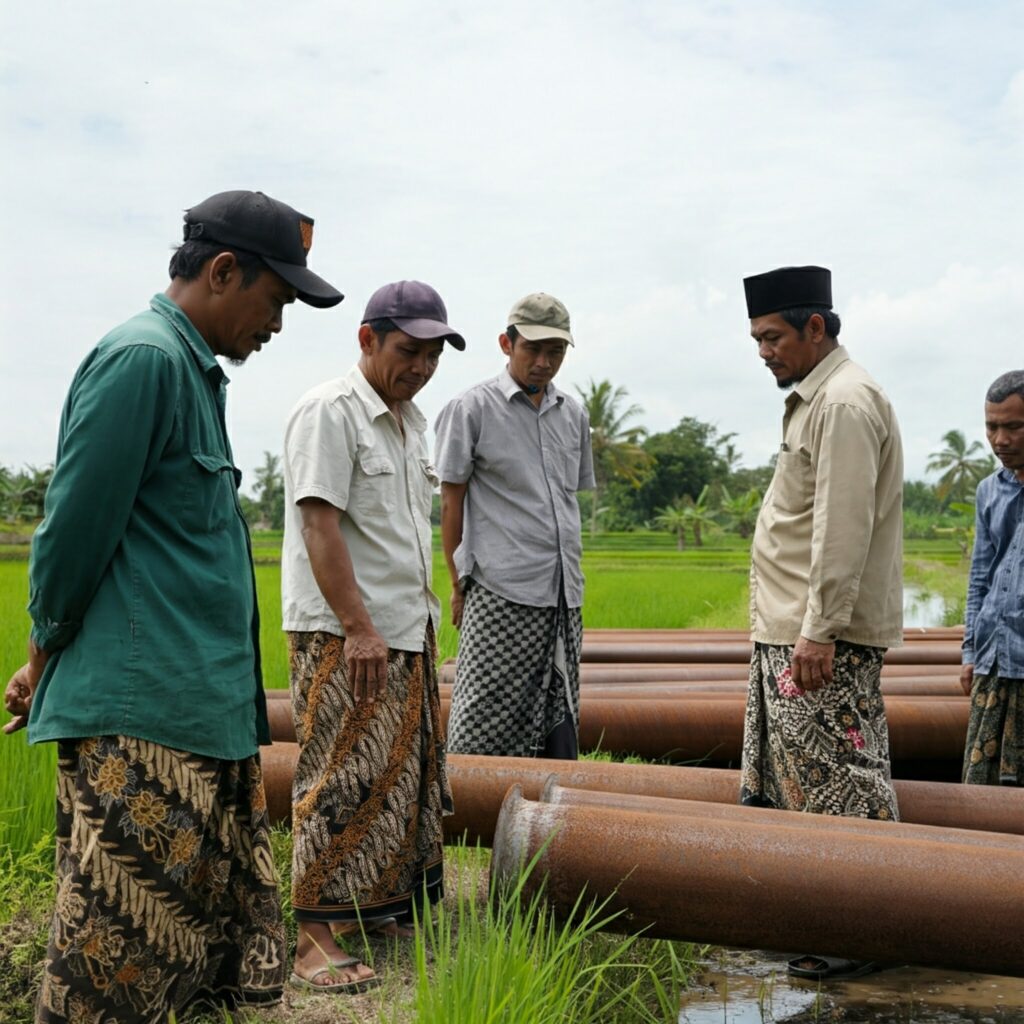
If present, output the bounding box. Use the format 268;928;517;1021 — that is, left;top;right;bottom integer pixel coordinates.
281;364;440;651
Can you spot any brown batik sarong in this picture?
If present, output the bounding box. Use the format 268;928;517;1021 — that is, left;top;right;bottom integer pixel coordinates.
740;641;900;819
963;673;1023;786
36;735;285;1024
287;627;452;924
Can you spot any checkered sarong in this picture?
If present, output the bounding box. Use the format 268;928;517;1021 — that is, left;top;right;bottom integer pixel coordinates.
447;580;582;757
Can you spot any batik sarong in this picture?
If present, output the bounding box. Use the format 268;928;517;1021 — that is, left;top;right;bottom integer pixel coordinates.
446;580;583;758
36;735;285;1024
963;673;1023;786
740;641;899;819
287;626;452;924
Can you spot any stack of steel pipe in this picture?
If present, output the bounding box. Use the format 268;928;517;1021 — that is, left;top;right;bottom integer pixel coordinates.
489;784;1024;977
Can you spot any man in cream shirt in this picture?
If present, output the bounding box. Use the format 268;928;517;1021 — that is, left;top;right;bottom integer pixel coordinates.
281;280;462;993
739;265;904;980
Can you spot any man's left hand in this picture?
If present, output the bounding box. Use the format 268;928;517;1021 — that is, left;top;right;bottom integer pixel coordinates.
790;636;835;691
4;663;35;734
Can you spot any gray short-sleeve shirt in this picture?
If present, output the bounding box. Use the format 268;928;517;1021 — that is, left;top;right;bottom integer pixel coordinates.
434;368;595;608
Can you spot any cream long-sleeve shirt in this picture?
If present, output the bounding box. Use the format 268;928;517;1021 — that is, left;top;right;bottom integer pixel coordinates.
750;346;904;649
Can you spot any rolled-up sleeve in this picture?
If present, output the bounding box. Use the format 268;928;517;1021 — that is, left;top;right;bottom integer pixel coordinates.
434;399;476;484
577;408;596;491
801;402;884;643
29;345;177;652
285;398;354;511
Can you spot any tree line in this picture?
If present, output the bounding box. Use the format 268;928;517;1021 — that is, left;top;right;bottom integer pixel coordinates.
1;386;995;545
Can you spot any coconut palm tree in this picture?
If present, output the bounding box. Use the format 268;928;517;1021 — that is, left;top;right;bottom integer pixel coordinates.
926;430;995;505
654;485;717;548
575;379;650;535
719;485;762;539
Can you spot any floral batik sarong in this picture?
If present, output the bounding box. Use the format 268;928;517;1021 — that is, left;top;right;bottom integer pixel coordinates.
37;736;285;1024
963;673;1023;786
446;580;583;758
287;626;452;924
740;641;899;819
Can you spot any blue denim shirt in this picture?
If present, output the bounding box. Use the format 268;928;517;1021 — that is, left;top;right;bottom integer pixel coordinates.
963;468;1024;676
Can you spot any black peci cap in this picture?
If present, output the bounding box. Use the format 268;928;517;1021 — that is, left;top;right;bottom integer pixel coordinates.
183;190;343;308
743;266;832;318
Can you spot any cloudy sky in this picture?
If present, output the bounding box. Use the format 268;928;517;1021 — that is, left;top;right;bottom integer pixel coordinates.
2;1;1022;491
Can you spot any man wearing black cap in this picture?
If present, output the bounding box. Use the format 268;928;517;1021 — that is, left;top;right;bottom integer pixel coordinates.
739;267;904;980
3;190;342;1020
281;281;462;992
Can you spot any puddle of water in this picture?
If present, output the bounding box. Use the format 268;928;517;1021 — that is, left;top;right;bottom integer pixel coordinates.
679;950;1024;1024
903;584;956;629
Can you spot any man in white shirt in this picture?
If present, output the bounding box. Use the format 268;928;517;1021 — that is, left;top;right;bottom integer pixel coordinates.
435;293;595;760
281;280;463;992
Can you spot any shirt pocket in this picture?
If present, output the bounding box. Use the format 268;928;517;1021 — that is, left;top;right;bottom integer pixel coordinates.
184;451;241;532
771;448;815;514
352;452;397;514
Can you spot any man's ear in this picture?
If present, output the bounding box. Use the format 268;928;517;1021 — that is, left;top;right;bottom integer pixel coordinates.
805;312;827;346
207;252;240;296
498;332;513;356
358;323;377;355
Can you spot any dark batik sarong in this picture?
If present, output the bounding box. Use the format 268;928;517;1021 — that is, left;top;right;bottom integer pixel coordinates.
287;626;452;924
740;641;900;819
447;580;583;758
963;673;1023;786
37;736;285;1024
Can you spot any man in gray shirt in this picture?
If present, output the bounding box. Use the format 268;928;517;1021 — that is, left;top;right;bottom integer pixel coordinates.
435;293;595;758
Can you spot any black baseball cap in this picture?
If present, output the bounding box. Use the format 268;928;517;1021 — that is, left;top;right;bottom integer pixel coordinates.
743;266;832;318
362;280;466;350
183;190;343;308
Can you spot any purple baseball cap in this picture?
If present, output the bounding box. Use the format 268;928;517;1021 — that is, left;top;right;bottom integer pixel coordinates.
362;280;465;350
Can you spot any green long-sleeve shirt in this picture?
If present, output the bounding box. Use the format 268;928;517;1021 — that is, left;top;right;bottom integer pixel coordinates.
27;293;270;758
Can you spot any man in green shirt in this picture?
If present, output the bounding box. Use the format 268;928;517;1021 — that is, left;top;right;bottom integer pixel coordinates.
3;190;342;1023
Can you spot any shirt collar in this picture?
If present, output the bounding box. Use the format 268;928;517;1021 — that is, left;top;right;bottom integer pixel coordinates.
149;293;226;385
790;345;850;406
997;466;1024;488
347;364;427;434
498;366;564;408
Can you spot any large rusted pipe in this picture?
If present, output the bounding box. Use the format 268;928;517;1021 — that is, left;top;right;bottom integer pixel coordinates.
267;694;968;763
580;627;964;642
490;788;1024;977
581;642;962;665
442;756;1024;844
441;682;967;699
259;747;1024;838
439;662;963;685
541;784;1024;851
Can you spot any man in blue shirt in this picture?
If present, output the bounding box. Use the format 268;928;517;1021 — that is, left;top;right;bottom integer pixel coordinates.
961;369;1024;786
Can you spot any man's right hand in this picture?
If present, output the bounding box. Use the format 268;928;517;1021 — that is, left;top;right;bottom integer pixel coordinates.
450;585;464;630
960;663;974;696
344;628;389;704
4;663;35;734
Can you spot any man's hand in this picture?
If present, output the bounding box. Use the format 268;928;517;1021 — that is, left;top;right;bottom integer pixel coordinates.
790;636;835;691
960;663;974;697
4;641;49;734
450;584;464;630
344;628;389;704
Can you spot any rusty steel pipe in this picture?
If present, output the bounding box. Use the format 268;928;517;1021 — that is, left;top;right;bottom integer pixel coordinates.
581;641;963;665
440;662;963;686
489;788;1024;977
440;757;1024;844
258;747;1024;838
267;694;969;762
580;627;965;642
541;784;1024;852
439;682;967;699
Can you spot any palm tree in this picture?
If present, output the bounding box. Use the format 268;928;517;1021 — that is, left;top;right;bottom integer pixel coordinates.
654;486;718;548
719;486;762;539
575;379;650;535
926;430;995;505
